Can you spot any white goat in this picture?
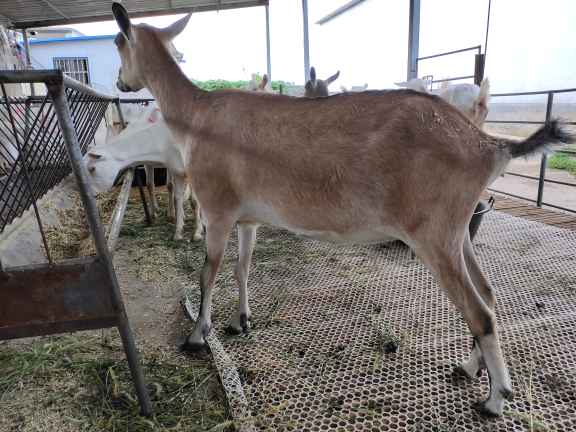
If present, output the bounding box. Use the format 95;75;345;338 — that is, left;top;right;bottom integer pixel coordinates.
87;118;203;241
396;78;490;127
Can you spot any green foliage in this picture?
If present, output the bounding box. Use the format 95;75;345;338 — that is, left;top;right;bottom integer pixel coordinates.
548;153;576;176
193;77;292;93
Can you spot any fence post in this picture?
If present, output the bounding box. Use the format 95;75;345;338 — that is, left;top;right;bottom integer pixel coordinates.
536;92;554;207
474;54;485;85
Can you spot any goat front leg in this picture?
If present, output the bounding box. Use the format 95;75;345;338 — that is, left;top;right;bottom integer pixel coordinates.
144;165;158;219
413;239;512;417
226;223;258;334
183;220;231;351
167;171;175;222
171;174;186;241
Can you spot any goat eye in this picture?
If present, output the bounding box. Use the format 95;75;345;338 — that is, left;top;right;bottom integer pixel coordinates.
88;166;96;173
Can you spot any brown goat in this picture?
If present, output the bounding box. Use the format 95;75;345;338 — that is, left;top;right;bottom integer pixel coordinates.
111;3;572;417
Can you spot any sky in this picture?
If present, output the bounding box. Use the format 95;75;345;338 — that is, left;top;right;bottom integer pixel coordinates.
59;0;576;97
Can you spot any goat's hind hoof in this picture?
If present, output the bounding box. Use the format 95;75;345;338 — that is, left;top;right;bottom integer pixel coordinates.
225;314;251;336
473;400;501;418
451;365;476;384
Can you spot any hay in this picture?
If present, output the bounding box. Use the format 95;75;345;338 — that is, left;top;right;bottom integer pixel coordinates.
43;189;119;260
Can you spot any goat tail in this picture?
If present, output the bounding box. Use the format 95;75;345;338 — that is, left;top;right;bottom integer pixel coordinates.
505;120;574;159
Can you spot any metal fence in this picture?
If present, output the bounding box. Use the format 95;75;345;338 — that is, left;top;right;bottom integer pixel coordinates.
0;69;151;415
0;75;109;236
417;45;485;88
486;88;576;213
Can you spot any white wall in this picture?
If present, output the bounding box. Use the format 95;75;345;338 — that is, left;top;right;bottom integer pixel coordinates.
29;38;152;98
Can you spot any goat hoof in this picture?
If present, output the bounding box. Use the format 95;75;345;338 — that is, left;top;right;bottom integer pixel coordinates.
473;398;505;418
179;337;209;354
452;365;474;382
192;233;203;242
225;314;251;335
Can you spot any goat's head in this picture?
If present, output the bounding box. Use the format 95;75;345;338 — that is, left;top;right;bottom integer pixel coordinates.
471;78;490;127
112;2;190;92
85;149;122;193
248;73;272;93
304;67;340;98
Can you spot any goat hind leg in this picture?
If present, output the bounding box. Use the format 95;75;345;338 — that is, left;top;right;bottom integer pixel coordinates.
191;190;204;241
172;175;186;240
414;241;512;416
226;223;257;334
183;220;232;351
145;165;158;219
457;234;495;379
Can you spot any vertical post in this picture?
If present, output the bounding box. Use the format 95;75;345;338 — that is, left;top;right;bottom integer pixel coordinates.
474;53;485;85
302;0;310;82
407;0;421;80
536;92;554;207
265;4;272;80
114;99;152;225
21;29;35;96
48;78;152;416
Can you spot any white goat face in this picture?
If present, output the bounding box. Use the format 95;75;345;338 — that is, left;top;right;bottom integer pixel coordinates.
112;2;191;93
85;151;122;194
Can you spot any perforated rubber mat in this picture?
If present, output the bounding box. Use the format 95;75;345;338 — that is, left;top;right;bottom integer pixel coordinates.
184;211;576;431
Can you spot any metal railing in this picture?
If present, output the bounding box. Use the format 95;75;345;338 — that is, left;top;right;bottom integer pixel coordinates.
0;69;152;415
486;87;576;213
417;45;484;87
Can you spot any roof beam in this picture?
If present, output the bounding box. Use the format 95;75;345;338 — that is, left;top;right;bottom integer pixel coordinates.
9;0;268;29
40;0;69;19
316;0;367;25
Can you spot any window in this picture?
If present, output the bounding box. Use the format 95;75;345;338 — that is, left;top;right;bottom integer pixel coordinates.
53;57;90;84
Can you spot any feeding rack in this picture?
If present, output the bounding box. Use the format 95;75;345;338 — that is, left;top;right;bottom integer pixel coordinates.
0;69;152;415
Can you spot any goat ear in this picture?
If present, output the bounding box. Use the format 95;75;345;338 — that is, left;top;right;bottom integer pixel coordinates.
478;78;490;106
325;70;340;85
112;2;132;40
159;13;191;41
259;74;269;90
309;67;316;83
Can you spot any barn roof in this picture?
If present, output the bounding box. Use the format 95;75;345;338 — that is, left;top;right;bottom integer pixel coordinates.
0;0;267;29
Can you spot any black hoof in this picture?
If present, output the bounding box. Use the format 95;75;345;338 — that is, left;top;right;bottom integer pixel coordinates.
473;401;500;418
225;325;244;336
451;365;474;383
179;338;209;354
502;389;514;401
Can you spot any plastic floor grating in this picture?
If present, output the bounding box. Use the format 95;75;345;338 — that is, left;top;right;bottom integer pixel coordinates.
183;211;576;431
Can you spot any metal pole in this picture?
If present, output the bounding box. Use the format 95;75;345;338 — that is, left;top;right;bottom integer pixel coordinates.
407;0;421;80
113;99;152;225
48;78;152;416
21;29;35;96
302;0;310;82
484;0;492;57
265;4;272;80
474;54;485;85
536;92;554;207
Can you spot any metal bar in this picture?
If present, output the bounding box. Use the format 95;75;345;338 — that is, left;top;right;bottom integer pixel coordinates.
302;0;310;82
418;45;481;61
431;75;475;84
107;169;134;253
265;4;272;80
407;0;420;79
504;171;576;188
114;99;152;225
47;80;152;416
540;201;576;214
536;93;554;207
21;29;35;96
316;0;368;25
474;54;485;85
487;188;538;203
491;88;576;97
1;83;53;264
484;0;492;57
0;70;62;84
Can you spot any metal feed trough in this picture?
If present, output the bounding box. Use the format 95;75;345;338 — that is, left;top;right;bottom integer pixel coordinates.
0;69;152;415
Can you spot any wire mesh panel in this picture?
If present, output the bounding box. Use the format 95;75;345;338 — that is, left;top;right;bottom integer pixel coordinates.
0;83;110;234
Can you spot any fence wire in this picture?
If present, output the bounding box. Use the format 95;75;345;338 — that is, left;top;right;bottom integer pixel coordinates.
0;85;111;234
